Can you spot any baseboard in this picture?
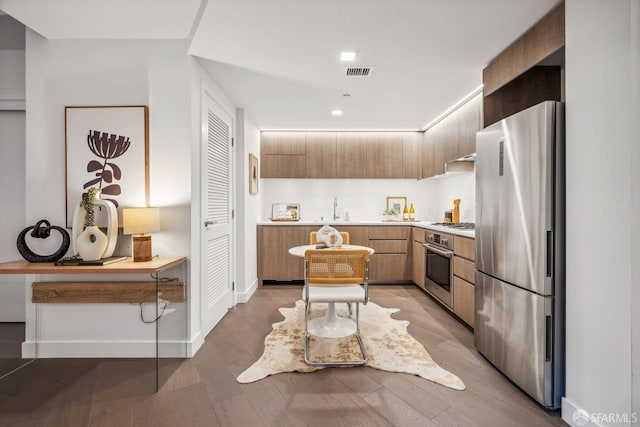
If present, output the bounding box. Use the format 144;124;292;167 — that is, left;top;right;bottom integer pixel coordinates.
236;278;258;303
22;339;197;358
187;331;204;357
562;397;601;427
22;341;35;359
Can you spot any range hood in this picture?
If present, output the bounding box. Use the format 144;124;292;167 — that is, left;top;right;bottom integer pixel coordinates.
444;154;475;173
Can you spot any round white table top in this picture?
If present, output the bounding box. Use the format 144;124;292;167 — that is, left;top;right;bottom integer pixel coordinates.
288;244;375;258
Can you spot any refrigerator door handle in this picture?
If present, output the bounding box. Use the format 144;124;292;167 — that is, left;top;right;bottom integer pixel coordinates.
498;138;505;176
545;315;553;362
546;230;553;277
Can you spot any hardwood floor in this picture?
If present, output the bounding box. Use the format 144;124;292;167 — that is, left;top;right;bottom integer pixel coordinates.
0;323;25;358
0;322;30;380
0;285;566;426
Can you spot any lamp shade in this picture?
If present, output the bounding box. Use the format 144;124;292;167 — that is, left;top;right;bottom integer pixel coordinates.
123;208;160;235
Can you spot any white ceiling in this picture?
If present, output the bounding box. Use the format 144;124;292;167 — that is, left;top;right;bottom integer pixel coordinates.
0;0;561;130
0;0;202;39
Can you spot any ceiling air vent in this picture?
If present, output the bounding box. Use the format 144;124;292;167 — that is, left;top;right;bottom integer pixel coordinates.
346;66;374;77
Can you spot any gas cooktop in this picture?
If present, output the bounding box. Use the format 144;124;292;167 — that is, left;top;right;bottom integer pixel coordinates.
430;222;475;230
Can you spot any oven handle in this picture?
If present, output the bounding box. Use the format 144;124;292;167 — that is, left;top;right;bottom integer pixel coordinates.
423;243;454;258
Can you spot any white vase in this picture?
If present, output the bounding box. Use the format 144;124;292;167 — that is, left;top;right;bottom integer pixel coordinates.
76;226;108;261
71;194;118;258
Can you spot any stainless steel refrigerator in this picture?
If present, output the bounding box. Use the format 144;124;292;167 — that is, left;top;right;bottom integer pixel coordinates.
475;101;564;408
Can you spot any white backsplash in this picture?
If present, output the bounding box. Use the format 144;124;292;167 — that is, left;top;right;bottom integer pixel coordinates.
261;171;475;223
433;172;476;222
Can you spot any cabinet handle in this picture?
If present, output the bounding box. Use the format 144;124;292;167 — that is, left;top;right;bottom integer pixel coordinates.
204;220;217;227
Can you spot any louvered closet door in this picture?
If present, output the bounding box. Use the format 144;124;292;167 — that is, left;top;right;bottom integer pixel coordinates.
201;92;234;337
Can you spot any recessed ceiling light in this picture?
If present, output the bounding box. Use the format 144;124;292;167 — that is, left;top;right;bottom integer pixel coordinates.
340;51;356;61
332;110;343;116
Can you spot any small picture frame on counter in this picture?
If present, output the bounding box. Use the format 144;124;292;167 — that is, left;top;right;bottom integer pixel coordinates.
385;196;407;219
271;203;300;221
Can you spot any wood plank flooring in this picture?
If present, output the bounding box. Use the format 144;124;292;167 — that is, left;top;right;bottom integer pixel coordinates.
0;323;30;380
0;285;566;426
0;323;24;359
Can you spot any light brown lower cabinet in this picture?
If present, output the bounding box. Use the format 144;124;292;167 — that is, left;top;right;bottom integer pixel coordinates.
257;224;416;284
258;225;374;284
337;226;369;246
411;240;425;288
369;254;408;282
368;226;410;282
452;235;475;328
453;256;474;283
453;276;475;328
258;225;315;283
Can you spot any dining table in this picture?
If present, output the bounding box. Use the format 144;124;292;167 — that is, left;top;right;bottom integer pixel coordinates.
288;244;375;338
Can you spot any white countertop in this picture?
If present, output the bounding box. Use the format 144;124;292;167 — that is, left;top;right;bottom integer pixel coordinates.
258;220;475;238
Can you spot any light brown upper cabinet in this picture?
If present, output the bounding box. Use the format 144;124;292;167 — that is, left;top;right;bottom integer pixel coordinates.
366;132;403;178
455;94;482;159
402;132;422;179
482;2;564;126
261;131;306;155
261;130;421;179
336;132;367;178
437;112;460;165
260;132;306;178
421;93;482;179
305;132;336;178
422;128;443;179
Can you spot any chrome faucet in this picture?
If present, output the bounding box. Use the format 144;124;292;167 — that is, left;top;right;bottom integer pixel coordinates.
333;197;340;221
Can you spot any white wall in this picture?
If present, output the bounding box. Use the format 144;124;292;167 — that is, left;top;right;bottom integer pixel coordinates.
261;171;475;224
0;111;25;321
631;0;640;418
432;171;476;223
0;15;25;50
0;50;24;110
234;109;261;302
23;32;197;357
262;178;439;222
0;15;25;110
0;15;26;321
563;1;637;425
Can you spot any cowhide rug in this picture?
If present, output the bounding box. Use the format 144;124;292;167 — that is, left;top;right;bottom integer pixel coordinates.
237;300;465;390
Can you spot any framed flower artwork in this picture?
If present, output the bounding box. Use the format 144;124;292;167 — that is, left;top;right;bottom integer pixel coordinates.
65;106;149;228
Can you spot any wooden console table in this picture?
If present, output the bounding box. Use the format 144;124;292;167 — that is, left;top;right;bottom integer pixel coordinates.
0;257;186;304
0;256;187;391
0;256;185;275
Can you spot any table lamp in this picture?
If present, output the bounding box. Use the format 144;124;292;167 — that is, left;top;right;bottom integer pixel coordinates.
123;207;160;262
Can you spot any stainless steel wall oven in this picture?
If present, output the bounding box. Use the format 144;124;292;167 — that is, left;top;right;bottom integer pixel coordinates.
423;231;454;309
